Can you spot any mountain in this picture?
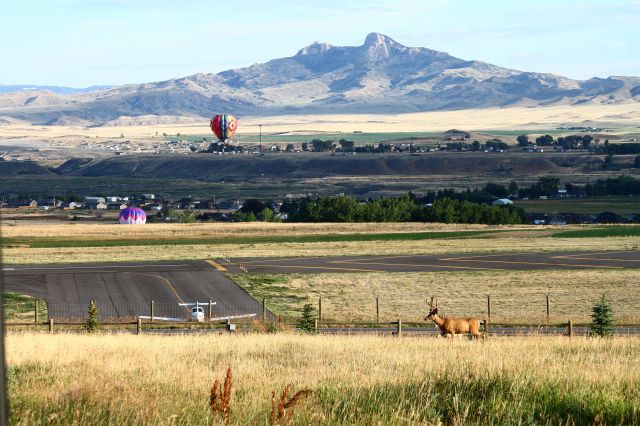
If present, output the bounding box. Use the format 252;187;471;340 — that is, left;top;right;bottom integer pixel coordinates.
0;84;112;95
1;33;639;125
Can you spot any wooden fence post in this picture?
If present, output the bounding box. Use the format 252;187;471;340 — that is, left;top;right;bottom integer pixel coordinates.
137;318;142;335
487;295;492;322
546;293;550;322
150;300;155;323
376;297;379;323
34;300;38;323
567;320;573;338
208;299;213;321
484;318;490;336
48;318;54;334
318;297;322;322
314;319;318;333
262;298;267;321
397;319;402;337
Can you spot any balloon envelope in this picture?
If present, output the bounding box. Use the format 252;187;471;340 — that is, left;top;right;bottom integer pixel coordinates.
210;114;238;142
119;207;147;224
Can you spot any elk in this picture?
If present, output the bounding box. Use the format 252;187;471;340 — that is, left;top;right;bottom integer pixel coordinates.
424;297;483;339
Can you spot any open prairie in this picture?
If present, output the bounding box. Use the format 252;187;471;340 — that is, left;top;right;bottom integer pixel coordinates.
1;102;639;141
6;333;640;425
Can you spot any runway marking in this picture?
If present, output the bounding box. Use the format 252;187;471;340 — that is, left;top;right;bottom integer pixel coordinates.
439;258;623;269
4;264;191;272
206;260;227;271
133;272;189;312
330;260;501;271
243;264;385;273
231;256;328;265
337;255;436;263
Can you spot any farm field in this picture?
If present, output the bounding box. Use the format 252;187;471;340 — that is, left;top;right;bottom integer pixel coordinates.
5;333;640;425
231;269;640;323
516;196;640;215
2;222;639;264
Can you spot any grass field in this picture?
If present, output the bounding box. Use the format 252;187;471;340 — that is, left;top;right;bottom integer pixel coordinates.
5;333;640;425
1;230;507;249
516;196;640;215
2;223;639;264
230;269;640;323
2;291;47;323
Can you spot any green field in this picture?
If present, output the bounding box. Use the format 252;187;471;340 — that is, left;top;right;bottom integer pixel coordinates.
2;291;47;322
516;196;640;215
552;226;640;238
1;230;503;249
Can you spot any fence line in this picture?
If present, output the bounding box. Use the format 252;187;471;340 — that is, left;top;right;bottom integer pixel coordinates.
5;318;640;337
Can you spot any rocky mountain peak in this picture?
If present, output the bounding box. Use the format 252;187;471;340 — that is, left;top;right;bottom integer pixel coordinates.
296;41;334;56
364;32;400;48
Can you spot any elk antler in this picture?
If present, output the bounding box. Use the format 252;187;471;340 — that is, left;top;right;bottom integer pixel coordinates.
428;296;435;309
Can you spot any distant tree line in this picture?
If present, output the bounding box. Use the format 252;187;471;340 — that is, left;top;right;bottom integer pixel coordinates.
282;194;525;224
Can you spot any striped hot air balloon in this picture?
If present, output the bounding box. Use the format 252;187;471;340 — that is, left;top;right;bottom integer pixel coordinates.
210;114;238;143
119;206;147;224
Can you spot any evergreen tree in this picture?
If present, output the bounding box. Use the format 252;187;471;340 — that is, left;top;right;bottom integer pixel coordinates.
85;300;100;333
298;303;316;332
590;294;614;337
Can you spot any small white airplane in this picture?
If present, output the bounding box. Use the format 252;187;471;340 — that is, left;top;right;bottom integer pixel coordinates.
139;301;258;323
179;302;215;322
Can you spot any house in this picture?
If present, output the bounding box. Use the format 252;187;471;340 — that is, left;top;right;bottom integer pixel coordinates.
6;200;38;209
61;201;83;210
492;198;513;206
216;200;243;211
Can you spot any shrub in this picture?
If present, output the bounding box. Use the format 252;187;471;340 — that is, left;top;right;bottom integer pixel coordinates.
591;294;614;337
298;303;316;332
85;300;100;333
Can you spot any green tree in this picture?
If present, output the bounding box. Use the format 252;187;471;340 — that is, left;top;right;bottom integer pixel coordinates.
301;142;308;151
516;135;529;147
260;207;281;222
285;144;295;152
535;134;555;146
298;303;316;332
590;294;614;337
85;300;100;333
339;139;355;151
472;140;481;151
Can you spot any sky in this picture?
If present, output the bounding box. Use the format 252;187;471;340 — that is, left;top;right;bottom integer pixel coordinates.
3;0;639;87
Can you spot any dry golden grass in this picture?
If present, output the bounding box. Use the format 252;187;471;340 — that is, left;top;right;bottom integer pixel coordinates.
6;333;640;424
234;269;640;323
1;102;639;139
0;221;502;239
3;235;639;264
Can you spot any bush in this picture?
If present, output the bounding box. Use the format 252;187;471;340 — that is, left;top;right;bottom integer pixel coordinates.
590;294;614;337
85;300;100;333
298;303;316;332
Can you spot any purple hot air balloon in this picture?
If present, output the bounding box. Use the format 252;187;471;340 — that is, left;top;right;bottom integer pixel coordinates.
119;206;147;224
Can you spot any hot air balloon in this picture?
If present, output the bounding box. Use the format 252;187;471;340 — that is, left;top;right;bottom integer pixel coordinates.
119;206;147;224
210;114;238;143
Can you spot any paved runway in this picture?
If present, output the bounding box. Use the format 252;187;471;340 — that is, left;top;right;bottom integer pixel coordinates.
3;250;637;319
3;261;267;320
224;250;640;274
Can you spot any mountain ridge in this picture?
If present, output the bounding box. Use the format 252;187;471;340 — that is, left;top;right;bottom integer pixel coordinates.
1;33;639;126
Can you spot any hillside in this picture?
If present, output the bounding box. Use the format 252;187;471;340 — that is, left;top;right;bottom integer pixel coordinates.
1;33;639;125
54;152;581;180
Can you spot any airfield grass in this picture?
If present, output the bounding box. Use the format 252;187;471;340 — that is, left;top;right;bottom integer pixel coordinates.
5;333;640;425
231;269;640;323
2;222;639;264
2;291;47;323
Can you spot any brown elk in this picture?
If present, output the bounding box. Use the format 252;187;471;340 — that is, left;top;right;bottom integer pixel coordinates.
424;297;483;339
